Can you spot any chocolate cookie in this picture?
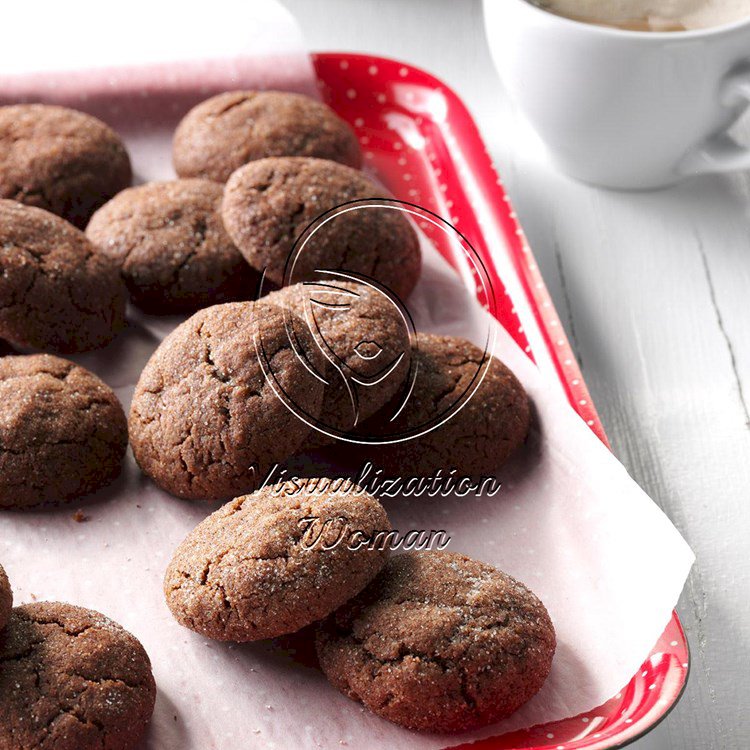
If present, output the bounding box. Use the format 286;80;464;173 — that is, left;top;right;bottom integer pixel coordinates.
164;478;390;641
0;104;131;228
129;301;324;502
0;355;128;509
0;564;11;632
173;91;361;182
316;551;556;732
263;280;412;443
87;179;259;314
221;157;421;298
0;200;126;353
357;334;530;476
0;602;156;750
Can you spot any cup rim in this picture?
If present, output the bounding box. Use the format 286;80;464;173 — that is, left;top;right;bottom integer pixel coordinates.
496;0;750;39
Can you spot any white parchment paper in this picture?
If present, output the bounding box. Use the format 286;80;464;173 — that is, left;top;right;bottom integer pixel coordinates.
0;3;694;747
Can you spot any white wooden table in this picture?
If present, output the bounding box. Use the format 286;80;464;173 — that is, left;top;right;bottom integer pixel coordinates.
284;0;750;747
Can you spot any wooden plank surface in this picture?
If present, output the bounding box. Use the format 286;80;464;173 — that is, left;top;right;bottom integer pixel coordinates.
283;0;750;747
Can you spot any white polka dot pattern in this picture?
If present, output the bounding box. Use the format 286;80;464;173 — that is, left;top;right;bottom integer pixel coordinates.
312;51;690;750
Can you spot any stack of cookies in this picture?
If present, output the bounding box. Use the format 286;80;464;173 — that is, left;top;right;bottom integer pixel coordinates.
0;90;554;739
163;479;555;733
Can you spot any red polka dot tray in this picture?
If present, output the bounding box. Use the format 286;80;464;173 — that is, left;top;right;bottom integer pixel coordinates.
313;52;689;750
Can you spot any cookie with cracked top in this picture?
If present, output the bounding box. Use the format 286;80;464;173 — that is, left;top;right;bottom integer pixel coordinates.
0;564;11;632
0;354;128;509
164;478;390;641
0;601;156;750
0;200;126;353
221;157;421;298
356;334;530;476
129;301;324;502
316;551;556;732
0;104;131;228
87;179;260;314
173;90;362;182
263;280;412;445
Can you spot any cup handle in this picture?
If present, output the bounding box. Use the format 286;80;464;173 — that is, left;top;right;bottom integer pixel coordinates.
679;67;750;176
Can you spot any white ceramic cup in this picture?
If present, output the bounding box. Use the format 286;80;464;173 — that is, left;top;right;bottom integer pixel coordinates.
483;0;750;189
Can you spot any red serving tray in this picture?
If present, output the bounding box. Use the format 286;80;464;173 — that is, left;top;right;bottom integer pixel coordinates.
313;52;689;750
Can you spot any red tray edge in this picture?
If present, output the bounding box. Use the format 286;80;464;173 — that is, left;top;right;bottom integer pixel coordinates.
311;51;690;750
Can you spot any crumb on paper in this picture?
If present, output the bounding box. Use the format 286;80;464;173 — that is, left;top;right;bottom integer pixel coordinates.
73;509;89;523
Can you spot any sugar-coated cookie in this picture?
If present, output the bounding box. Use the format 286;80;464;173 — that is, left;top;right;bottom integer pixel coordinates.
0;602;156;750
0;355;128;509
0;201;126;353
173;90;361;182
87;179;260;313
164;479;390;641
0;104;131;228
359;334;530;476
129;301;324;501
221;157;421;298
316;551;556;732
263;280;411;444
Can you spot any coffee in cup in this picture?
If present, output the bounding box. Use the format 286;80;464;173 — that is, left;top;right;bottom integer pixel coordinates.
529;0;750;31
